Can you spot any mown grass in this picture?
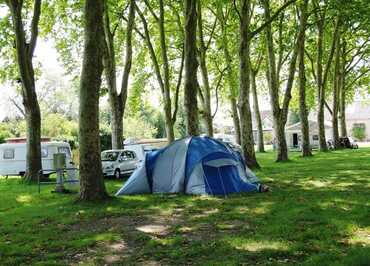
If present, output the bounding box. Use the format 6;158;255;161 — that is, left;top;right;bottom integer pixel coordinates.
0;149;369;265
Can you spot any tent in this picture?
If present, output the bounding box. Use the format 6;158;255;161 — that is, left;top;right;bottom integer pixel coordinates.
116;136;262;196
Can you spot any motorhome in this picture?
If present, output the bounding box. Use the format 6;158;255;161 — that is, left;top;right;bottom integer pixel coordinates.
0;140;75;177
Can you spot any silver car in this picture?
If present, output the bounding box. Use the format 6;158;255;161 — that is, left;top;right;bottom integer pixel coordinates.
101;150;139;178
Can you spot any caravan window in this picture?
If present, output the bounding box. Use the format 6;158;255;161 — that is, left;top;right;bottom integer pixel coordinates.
3;149;14;159
41;148;48;158
58;146;71;157
312;135;319;141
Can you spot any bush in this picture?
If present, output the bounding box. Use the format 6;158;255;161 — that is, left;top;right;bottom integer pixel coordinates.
352;126;366;141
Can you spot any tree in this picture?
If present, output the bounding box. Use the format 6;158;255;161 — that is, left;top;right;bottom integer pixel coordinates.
250;49;265;153
135;0;184;143
297;0;312;157
263;0;299;162
238;0;259;168
197;1;217;137
184;0;199;135
6;0;42;182
103;0;136;149
78;0;108;201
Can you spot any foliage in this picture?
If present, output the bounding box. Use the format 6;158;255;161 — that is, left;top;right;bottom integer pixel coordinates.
352;125;366;141
1;149;370;264
123;116;157;140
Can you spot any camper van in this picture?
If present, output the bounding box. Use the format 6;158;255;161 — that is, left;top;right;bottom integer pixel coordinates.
0;141;75;177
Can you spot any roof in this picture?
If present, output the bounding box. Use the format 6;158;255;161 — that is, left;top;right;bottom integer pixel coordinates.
0;141;70;148
286;120;332;132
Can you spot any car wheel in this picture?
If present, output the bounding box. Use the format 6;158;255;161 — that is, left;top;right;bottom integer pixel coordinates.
114;169;121;179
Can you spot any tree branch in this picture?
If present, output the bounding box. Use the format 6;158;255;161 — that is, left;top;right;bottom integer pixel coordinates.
28;0;41;58
249;0;297;40
143;0;159;21
172;45;185;123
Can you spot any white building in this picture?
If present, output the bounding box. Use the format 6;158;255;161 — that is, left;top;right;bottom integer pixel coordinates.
285;120;333;149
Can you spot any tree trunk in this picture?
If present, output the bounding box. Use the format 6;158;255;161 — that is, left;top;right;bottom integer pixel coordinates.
251;70;264;153
263;0;298;162
315;16;328;151
184;0;199;136
275;121;288;161
7;0;42;182
332;31;341;148
339;39;347;137
103;0;135;149
159;0;175;142
197;1;213;137
297;0;311;157
78;0;109;201
239;0;259;169
231;98;241;145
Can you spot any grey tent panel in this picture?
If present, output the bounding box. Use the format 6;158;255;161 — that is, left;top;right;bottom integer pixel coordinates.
115;164;150;195
152;138;189;193
186;163;206;194
203;158;237;167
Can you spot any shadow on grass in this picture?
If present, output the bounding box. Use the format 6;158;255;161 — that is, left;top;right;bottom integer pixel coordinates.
0;148;369;265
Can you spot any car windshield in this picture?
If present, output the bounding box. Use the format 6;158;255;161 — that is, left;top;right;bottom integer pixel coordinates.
101;151;120;161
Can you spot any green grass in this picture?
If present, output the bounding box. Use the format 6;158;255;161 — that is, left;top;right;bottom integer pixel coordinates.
0;149;369;265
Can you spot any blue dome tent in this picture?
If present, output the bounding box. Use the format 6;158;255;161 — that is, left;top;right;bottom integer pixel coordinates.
115;136;262;196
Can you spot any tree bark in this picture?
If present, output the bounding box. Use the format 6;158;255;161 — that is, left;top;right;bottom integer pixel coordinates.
339;39;347;137
184;0;200;136
197;1;213;137
7;0;42;182
298;0;312;157
332;29;341;148
239;0;259;168
159;0;175;142
316;13;328;151
78;0;109;201
251;70;265;153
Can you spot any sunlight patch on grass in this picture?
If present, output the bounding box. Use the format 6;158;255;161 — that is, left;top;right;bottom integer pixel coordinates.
16;194;32;203
228;238;290;252
251;202;274;215
94;232;120;242
348;228;370;246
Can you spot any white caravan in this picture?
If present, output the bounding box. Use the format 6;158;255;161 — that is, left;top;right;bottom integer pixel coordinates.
0;141;75;177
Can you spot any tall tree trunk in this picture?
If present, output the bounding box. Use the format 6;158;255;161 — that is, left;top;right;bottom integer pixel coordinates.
315;13;340;151
298;0;312;157
79;0;108;201
197;1;213;137
159;0;175;142
136;2;175;143
316;16;328;151
332;30;341;148
184;0;199;136
103;0;135;149
239;0;259;168
103;5;122;149
251;70;265;153
263;0;298;162
7;0;42;182
339;39;347;137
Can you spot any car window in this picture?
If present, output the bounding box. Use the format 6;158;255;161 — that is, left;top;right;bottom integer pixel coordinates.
3;149;14;159
102;151;119;161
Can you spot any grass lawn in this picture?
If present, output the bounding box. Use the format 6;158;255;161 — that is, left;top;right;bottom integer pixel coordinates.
0;149;369;265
